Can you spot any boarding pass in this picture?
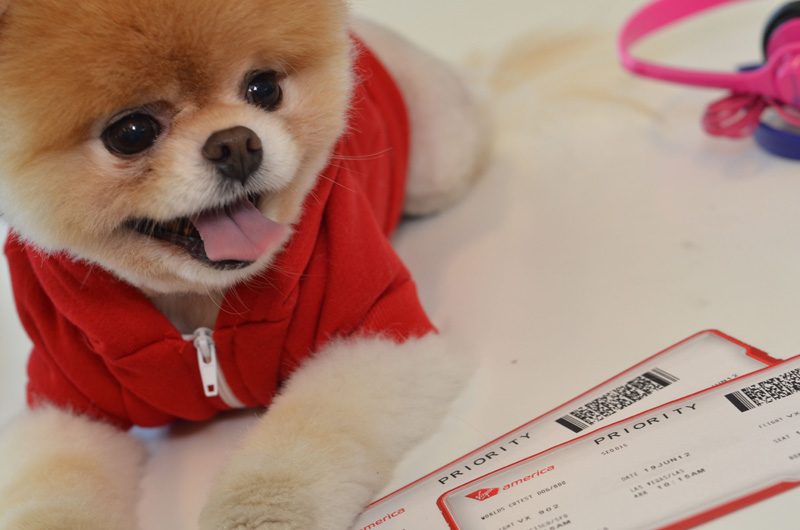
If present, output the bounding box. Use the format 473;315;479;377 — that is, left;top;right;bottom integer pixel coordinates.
351;331;776;530
438;351;800;530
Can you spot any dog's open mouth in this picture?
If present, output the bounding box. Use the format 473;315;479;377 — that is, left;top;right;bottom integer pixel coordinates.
127;194;288;269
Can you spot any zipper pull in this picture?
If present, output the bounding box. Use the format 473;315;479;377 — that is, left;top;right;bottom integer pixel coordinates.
193;327;219;397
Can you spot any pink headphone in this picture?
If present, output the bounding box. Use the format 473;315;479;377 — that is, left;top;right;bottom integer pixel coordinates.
619;0;800;140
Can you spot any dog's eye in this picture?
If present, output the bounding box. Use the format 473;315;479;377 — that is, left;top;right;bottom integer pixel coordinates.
246;71;282;110
102;114;161;156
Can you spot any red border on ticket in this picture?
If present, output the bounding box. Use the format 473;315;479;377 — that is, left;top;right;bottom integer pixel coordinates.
363;330;776;512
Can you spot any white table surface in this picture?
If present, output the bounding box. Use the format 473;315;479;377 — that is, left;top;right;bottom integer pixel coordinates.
1;0;798;528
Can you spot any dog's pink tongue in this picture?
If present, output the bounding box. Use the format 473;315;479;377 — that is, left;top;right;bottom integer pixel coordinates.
193;200;287;262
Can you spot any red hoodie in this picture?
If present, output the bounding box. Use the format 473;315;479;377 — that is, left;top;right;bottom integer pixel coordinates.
4;41;434;430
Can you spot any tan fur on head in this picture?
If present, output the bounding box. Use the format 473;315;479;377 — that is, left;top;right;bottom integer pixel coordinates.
0;0;352;293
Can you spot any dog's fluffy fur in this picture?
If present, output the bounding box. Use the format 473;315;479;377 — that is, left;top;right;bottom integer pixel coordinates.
0;0;485;528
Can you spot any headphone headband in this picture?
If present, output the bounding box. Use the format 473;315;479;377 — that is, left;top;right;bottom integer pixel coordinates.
620;0;731;85
619;0;795;97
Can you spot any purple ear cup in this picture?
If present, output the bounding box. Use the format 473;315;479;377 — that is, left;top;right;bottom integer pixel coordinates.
753;119;800;160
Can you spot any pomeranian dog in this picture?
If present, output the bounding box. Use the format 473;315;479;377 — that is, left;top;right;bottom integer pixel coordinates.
0;0;485;528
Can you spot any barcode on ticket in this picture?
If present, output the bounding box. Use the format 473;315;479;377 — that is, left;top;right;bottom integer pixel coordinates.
725;367;800;412
555;368;679;433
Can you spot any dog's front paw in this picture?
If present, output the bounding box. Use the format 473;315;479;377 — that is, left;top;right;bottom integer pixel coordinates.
200;441;376;530
201;489;315;530
0;501;135;530
200;462;317;530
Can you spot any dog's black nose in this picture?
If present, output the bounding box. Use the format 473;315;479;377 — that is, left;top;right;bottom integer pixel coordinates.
202;126;263;185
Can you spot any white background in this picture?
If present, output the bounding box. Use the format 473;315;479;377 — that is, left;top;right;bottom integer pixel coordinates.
1;0;799;528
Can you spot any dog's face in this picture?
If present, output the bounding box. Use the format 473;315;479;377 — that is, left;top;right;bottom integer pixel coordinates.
0;0;351;293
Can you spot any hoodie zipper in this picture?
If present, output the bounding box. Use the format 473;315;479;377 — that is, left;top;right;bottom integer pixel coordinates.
186;328;246;409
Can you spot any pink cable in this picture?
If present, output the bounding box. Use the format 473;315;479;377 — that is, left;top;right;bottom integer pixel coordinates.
702;93;800;138
702;93;767;138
